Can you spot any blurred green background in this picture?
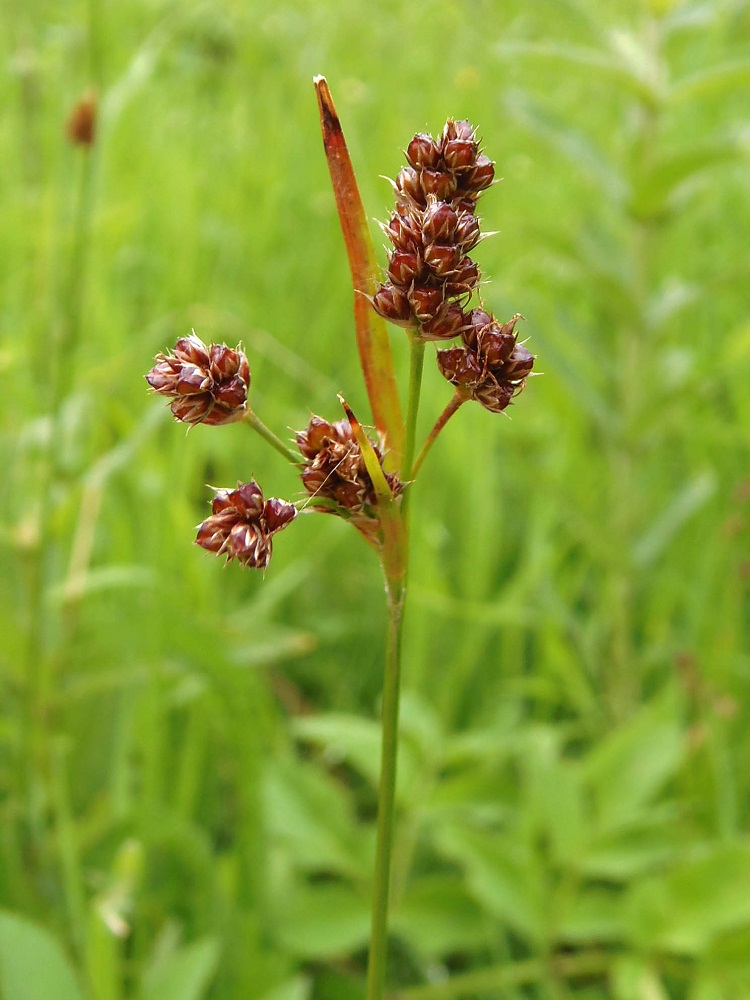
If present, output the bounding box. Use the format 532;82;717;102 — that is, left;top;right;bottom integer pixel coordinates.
2;0;750;998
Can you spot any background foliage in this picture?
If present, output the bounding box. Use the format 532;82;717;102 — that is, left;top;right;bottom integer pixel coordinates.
1;0;749;998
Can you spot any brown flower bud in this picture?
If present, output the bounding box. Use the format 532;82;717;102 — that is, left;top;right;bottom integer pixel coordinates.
146;332;250;426
455;212;481;252
424;242;462;277
67;93;96;146
462;154;495;193
395;166;424;203
435;346;484;385
441;119;475;144
420;168;457;201
408;285;445;321
406;133;442;169
463;309;494;348
422;200;459;242
444;257;480;296
195;481;296;569
454;196;480;215
372;282;414;326
384;209;422;252
420;303;468;341
387;250;424;287
442;137;478;170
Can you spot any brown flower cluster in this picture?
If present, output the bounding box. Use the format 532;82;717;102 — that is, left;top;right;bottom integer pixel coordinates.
296;416;402;537
146;333;250;426
195;481;297;569
437;311;535;413
372;119;494;341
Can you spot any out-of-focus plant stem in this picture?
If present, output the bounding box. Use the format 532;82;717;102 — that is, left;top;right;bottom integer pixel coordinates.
22;124;97;937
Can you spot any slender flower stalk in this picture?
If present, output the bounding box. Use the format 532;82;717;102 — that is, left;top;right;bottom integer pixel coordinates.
243;409;301;465
143;78;536;999
412;389;467;479
402;336;427;490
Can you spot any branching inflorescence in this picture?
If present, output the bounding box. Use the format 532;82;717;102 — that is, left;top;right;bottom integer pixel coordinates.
146;107;535;573
145;82;536;999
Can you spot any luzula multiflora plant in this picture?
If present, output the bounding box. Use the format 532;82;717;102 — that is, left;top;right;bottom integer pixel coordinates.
145;77;535;999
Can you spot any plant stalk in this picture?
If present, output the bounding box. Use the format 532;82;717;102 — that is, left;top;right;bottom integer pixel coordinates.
412;389;466;479
365;583;405;1000
399;336;426;520
243;408;301;465
366;334;425;1000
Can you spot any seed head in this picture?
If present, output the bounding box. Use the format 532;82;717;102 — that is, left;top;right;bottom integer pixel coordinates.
296;416;403;537
146;332;250;426
373;118;495;341
195;480;297;569
437;311;535;413
67;93;97;146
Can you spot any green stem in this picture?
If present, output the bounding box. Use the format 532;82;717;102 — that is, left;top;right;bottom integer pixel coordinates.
412;390;466;479
242;408;301;465
365;584;405;1000
400;336;426;511
50;737;87;957
366;334;425;1000
22;139;97;866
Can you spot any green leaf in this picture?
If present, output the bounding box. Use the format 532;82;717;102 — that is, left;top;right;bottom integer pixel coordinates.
611;956;670;1000
291;711;424;803
434;824;546;944
495;41;659;104
519;726;586;865
263;758;368;878
314;77;403;465
276;882;370;959
293;713;381;788
632;471;716;568
558;885;626;944
504;88;627;202
0;911;84;1000
630;139;746;218
581;696;685;834
392;875;490;957
139;936;219;1000
260;976;311;1000
582;822;678;880
669;59;750;107
623;841;750;954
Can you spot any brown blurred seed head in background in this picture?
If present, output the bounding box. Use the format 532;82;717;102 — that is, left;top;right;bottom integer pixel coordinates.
146;332;250;426
66;92;97;147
